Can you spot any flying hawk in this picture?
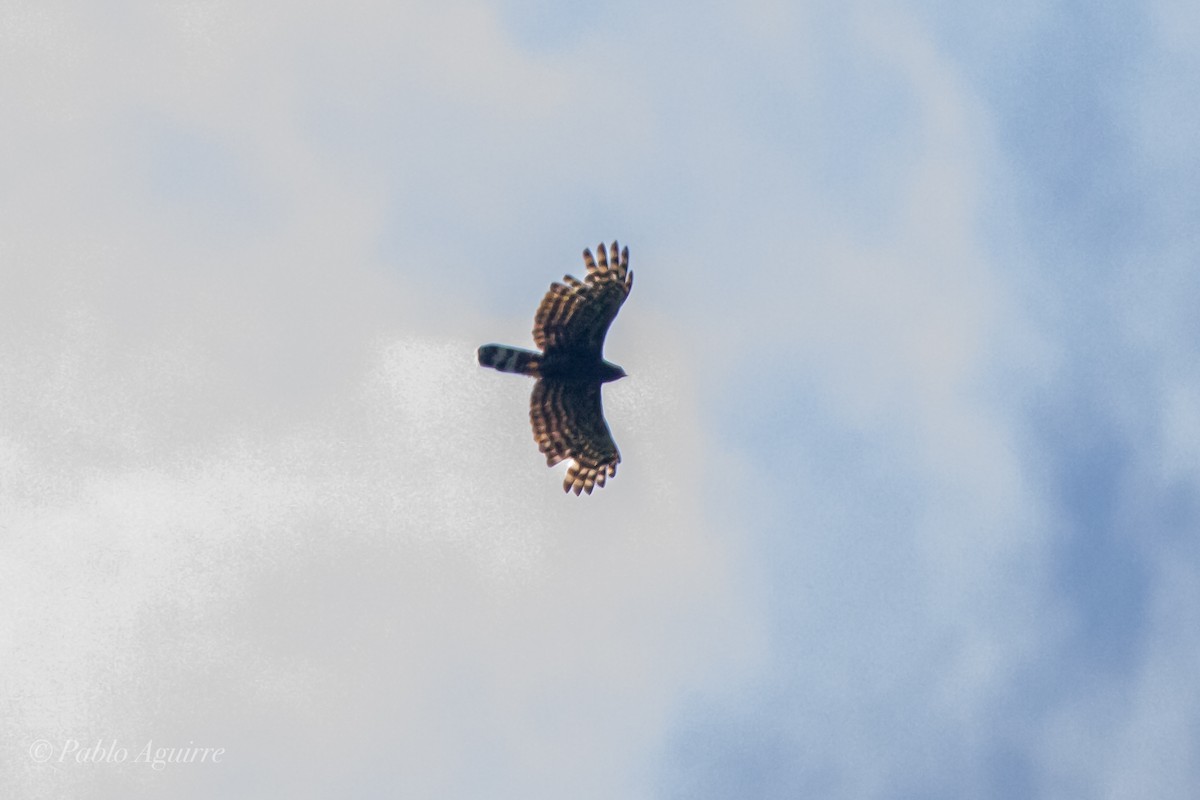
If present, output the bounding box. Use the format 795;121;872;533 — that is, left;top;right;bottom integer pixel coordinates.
478;241;633;494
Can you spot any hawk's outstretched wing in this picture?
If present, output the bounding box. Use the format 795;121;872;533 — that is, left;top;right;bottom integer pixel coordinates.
533;241;633;358
529;378;619;495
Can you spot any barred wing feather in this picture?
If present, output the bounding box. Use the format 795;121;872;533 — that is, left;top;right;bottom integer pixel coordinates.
533;241;633;357
529;379;620;495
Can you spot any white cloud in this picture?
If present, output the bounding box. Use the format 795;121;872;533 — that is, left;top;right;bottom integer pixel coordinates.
1;324;756;798
0;3;756;798
5;0;1200;797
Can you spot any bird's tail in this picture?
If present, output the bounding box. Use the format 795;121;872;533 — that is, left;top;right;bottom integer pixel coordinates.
477;344;541;376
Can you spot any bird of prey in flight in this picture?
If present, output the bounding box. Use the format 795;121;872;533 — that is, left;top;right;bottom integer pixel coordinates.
478;241;633;494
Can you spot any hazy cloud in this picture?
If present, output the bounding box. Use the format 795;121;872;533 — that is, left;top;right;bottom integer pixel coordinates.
3;1;1198;798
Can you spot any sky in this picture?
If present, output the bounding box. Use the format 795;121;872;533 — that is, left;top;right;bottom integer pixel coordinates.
2;0;1199;798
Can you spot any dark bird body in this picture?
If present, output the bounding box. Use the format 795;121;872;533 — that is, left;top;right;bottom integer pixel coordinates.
477;344;626;383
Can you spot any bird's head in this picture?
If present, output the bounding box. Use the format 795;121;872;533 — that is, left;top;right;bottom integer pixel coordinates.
600;361;627;382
